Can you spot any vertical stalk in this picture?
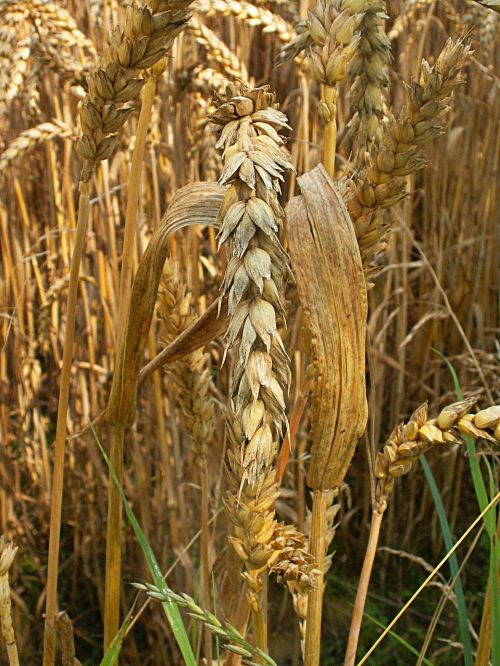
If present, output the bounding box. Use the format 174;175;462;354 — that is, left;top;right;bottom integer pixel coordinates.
322;86;338;179
104;74;158;652
344;510;384;666
43;182;90;666
474;575;491;666
116;76;157;336
103;426;125;650
304;489;329;666
200;460;212;665
252;603;267;665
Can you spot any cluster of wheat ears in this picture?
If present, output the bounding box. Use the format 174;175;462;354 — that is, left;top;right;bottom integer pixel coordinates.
0;0;499;664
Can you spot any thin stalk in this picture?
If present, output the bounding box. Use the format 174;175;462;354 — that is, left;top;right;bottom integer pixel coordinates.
104;426;126;650
116;75;157;335
43;182;90;666
104;74;157;651
322;86;337;179
200;460;212;665
344;510;384;666
304;489;329;666
6;643;19;666
252;605;267;665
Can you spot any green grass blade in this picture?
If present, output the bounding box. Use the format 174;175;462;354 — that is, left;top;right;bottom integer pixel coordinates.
92;426;197;666
100;616;131;666
420;455;473;666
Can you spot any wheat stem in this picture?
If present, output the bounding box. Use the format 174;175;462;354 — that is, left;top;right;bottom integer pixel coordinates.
322;86;337;178
475;573;492;666
116;74;158;336
303;489;328;666
252;602;267;664
42;182;90;666
344;509;384;666
104;70;159;651
200;459;212;664
103;426;125;650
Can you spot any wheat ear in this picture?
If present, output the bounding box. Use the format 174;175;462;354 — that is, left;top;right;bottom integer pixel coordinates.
134;582;278;665
347;0;391;155
348;37;472;281
211;83;293;657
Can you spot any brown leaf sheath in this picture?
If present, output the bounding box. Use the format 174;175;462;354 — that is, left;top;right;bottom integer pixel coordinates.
286;165;367;490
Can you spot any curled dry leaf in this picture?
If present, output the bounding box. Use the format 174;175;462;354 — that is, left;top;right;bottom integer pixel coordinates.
106;182;225;428
285;165;367;490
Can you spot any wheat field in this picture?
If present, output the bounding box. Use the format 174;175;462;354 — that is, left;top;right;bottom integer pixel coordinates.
0;0;499;664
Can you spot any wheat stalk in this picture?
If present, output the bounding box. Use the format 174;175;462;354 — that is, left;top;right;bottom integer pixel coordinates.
43;0;195;661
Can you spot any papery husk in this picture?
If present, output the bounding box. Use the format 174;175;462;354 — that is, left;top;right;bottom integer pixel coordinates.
285;165;367;490
106;181;225;428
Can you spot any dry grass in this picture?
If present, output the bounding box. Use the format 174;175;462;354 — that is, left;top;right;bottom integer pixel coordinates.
0;0;499;664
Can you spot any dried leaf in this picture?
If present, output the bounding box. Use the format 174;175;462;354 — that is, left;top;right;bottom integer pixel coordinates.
285;165;368;489
106;182;225;427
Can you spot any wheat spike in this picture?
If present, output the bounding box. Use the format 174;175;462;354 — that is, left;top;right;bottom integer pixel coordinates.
76;0;193;181
347;0;391;154
190;17;249;81
158;261;215;461
211;83;293;611
348;37;472;281
374;399;500;512
0;120;74;172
